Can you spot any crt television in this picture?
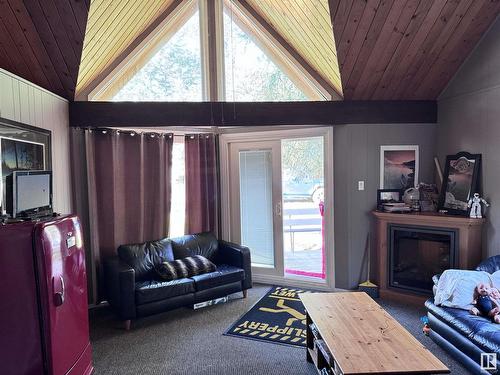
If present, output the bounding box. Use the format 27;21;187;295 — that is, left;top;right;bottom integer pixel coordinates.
6;171;53;218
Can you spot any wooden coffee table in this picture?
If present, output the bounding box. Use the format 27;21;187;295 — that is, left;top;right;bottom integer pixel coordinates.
300;292;449;374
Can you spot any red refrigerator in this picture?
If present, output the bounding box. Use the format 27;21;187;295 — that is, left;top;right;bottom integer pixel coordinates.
0;215;94;375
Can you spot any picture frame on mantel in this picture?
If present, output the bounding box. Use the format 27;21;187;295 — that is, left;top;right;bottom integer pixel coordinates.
438;151;481;216
380;145;419;190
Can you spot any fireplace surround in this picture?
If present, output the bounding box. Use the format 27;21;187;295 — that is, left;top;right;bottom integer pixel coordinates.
373;211;485;302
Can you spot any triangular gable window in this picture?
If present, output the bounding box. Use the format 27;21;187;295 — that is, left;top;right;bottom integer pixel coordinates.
113;11;202;101
92;1;328;102
223;10;308;101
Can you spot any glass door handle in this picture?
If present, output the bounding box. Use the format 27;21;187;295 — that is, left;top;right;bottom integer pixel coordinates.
275;202;282;217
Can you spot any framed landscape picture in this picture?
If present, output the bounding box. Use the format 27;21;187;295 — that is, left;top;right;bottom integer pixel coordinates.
1;137;45;179
380;145;419;190
438;152;481;215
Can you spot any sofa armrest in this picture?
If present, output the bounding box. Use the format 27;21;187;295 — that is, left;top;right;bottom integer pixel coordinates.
103;257;136;320
217;240;252;290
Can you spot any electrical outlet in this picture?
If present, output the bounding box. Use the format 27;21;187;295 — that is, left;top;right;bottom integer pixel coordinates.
358;181;365;191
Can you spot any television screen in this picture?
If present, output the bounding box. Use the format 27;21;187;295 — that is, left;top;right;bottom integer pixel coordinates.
6;171;52;217
17;173;51;212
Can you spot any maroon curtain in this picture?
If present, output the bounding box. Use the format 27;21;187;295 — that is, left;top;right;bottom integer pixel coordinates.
71;128;173;303
184;133;219;235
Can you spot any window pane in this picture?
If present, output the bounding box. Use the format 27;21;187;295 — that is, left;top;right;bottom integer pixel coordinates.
113;12;202;101
169;140;186;237
223;11;308;101
282;137;325;280
239;150;275;267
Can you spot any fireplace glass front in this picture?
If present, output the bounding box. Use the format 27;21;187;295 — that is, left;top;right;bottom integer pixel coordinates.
389;225;458;294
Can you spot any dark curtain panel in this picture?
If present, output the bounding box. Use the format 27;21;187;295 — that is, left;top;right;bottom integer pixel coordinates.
71;128;173;303
184;133;219;235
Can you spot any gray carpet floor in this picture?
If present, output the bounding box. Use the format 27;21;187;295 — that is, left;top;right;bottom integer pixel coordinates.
89;284;470;374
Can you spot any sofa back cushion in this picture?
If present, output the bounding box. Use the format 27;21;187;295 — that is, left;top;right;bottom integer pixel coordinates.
476;255;500;274
170;232;219;261
118;238;174;281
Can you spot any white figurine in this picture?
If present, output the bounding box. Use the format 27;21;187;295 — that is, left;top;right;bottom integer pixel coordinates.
468;193;490;219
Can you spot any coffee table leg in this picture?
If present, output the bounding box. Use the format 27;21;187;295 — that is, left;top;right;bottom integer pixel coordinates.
306;311;313;363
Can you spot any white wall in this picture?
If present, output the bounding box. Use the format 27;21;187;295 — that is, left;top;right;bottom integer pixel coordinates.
0;68;72;213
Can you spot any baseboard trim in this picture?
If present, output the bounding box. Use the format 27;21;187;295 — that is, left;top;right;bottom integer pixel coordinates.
252;274;337;291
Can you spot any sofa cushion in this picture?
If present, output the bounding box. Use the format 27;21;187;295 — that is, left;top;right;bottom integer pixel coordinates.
155;255;216;281
135;278;195;305
170;232;219;261
118;238;174;281
426;299;500;354
190;264;244;291
476;255;500;274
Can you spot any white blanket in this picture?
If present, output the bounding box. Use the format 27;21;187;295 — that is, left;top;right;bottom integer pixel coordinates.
434;269;492;310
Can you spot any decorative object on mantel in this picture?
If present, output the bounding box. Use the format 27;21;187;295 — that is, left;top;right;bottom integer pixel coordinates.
434;156;444;185
468;193;490;219
376;189;410;212
418;182;439;212
438;152;481;216
380;145;419;190
403;187;420;211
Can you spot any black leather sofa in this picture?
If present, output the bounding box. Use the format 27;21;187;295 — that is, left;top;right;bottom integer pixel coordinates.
426;255;500;374
104;232;252;329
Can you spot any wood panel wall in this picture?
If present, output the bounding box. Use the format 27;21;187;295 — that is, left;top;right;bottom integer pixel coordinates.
76;0;176;97
329;0;500;100
0;0;89;100
0;68;72;213
243;0;342;97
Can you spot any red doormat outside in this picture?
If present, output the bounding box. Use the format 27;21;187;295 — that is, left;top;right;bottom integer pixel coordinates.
224;286;312;348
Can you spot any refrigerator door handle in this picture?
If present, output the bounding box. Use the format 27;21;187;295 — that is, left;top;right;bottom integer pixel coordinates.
54;275;65;307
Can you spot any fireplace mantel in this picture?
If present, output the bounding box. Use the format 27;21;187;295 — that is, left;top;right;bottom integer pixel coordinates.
372;211;485;302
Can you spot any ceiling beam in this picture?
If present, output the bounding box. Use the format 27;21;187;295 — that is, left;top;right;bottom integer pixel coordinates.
69;100;436;127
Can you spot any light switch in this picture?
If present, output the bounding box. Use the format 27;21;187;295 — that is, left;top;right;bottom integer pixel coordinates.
358;181;365;191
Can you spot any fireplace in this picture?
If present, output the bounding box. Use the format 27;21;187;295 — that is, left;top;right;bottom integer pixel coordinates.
388;225;458;295
373;211;483;302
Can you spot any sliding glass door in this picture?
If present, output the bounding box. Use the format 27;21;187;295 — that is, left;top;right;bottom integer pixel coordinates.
226;131;330;284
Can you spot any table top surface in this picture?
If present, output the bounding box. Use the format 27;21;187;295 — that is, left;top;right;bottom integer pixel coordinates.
300;292;449;374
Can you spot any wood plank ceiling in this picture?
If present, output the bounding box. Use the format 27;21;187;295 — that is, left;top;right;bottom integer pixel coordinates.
76;0;177;98
0;0;499;101
0;0;89;100
330;0;500;99
243;0;342;98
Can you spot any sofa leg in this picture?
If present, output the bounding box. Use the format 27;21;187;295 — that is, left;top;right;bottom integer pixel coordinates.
124;320;131;331
243;289;248;298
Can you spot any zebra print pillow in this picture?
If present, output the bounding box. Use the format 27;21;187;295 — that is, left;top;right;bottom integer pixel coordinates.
155;255;216;281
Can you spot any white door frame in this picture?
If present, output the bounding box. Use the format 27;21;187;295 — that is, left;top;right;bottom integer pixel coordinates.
219;126;335;290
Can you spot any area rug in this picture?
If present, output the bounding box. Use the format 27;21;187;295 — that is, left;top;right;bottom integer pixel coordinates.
224;286;311;347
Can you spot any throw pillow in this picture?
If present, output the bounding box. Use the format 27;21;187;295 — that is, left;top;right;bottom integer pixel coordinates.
155;255;216;281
